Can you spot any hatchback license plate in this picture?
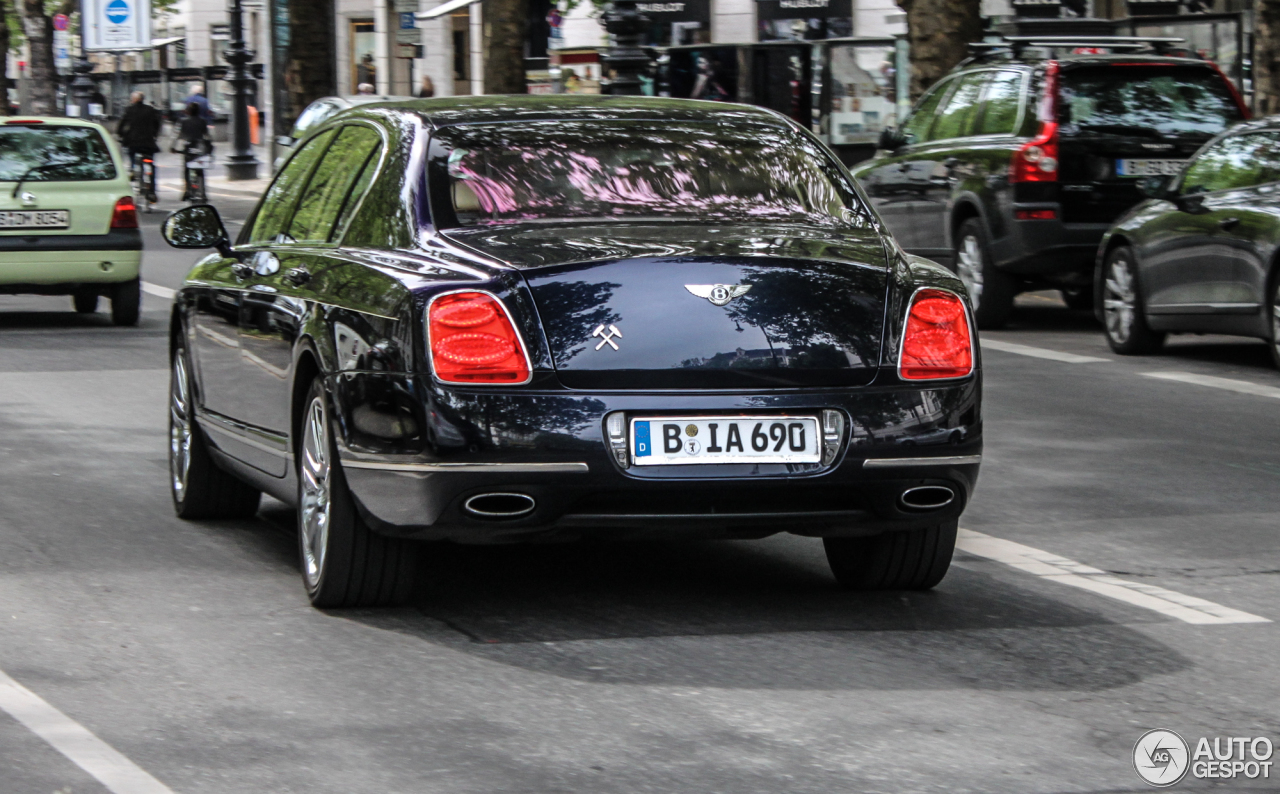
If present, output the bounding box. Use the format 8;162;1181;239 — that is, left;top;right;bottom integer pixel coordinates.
631;416;821;466
0;210;69;229
1116;159;1184;177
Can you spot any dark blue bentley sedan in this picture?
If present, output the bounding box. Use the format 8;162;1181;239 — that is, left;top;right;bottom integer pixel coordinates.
161;96;982;607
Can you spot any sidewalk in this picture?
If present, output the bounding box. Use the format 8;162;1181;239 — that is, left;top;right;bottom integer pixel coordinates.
150;146;273;201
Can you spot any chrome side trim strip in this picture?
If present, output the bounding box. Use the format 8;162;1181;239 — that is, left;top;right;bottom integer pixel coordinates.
197;409;293;460
340;459;590;474
862;455;982;468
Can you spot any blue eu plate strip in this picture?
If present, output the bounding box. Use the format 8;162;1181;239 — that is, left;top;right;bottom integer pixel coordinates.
634;421;651;457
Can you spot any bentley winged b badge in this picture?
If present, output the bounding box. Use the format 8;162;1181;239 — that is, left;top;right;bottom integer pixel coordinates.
685;284;752;306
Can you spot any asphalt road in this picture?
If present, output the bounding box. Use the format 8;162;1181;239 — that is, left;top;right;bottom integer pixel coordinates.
2;191;1279;793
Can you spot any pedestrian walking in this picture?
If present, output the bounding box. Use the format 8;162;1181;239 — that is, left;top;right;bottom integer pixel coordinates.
418;76;435;98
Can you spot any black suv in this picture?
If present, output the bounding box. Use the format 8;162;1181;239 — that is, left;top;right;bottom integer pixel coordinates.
851;37;1248;327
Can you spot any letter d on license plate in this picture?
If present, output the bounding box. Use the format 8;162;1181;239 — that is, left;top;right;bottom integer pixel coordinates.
630;415;820;466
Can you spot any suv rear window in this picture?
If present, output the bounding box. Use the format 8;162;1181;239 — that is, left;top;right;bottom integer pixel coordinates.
1058;65;1242;137
0;125;116;182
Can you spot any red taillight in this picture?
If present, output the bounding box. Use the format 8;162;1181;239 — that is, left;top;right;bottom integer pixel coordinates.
1012;60;1059;184
1011;121;1059;183
428;292;531;384
110;196;138;229
900;289;973;380
1015;209;1057;220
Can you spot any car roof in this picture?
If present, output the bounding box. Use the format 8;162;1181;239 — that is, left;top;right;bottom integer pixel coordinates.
957;52;1212;72
340;95;793;129
0;117;110;129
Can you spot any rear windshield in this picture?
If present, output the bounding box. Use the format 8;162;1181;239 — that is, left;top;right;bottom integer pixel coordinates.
432;120;866;228
0;125;116;181
1058;65;1243;137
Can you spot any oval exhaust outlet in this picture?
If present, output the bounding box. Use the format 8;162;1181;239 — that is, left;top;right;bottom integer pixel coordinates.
899;485;955;511
463;492;536;519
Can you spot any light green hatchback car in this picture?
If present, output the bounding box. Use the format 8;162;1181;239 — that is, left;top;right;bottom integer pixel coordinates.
0;117;142;325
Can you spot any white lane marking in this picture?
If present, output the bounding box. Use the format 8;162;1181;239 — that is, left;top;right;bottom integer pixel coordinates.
957;529;1270;625
141;282;176;300
1143;370;1280;400
0;666;175;793
980;339;1111;364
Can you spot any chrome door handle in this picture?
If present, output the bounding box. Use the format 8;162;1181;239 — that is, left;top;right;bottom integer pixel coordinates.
1218;217;1240;230
283;267;312;286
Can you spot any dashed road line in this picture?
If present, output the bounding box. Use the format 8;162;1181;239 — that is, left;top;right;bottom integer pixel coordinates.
1143;371;1280;400
957;528;1270;625
980;339;1111;364
141;282;176;300
0;666;174;793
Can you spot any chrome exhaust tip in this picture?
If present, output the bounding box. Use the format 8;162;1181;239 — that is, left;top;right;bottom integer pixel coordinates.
463;492;536;519
899;485;955;511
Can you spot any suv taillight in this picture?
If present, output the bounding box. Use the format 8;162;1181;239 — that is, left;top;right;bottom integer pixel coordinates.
427;292;531;384
1011;60;1059;184
900;289;973;380
110;196;138;229
1011;122;1059;183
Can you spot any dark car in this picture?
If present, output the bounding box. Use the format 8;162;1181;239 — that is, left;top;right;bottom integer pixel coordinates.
160;96;982;607
851;36;1248;328
1096;118;1280;368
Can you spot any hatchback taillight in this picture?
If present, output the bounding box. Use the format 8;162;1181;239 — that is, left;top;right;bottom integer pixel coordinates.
900;289;973;380
428;292;531;384
110;196;138;229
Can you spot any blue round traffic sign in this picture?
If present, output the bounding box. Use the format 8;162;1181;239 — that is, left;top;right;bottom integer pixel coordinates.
105;0;129;24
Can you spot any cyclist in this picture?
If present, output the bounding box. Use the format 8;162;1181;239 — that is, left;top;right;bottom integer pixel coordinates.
175;102;212;203
116;91;161;202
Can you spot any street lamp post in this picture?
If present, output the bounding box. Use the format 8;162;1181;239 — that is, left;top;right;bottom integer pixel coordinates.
602;0;649;95
69;0;96;115
224;0;259;180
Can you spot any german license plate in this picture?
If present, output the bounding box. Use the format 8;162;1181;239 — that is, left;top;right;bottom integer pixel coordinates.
631;415;821;466
1115;159;1185;177
0;210;69;229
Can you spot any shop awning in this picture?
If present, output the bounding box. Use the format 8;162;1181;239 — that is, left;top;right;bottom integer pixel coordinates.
151;36;185;48
417;0;479;20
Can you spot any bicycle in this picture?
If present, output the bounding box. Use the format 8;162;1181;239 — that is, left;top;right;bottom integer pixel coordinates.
132;153;158;213
181;141;213;205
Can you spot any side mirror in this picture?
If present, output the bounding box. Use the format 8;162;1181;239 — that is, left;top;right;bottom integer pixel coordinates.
1172;185;1208;214
162;204;232;256
878;126;907;152
1138;174;1173;200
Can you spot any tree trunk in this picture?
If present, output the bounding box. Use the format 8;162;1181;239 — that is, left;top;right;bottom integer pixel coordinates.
1256;0;1280;115
897;0;981;101
284;0;335;127
19;0;55;115
483;0;528;94
0;0;11;115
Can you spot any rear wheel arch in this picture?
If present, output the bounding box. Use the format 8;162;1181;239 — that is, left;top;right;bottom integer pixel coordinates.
291;347;323;461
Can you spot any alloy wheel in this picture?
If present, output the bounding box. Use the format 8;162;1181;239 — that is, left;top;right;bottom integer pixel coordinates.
169;353;193;502
299;396;332;590
1104;258;1137;344
956;234;985;312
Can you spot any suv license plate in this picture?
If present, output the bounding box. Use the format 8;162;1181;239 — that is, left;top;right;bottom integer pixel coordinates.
0;210;69;229
1116;159;1185;177
631;416;821;466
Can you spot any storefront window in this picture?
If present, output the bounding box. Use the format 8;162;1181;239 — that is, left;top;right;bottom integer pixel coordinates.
827;44;898;146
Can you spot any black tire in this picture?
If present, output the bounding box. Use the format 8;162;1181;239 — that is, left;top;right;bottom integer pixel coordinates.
297;378;416;608
823;520;957;591
169;344;262;520
1101;246;1164;355
72;290;98;314
953;218;1015;329
1268;275;1280;371
111;279;141;327
1060;287;1094;312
